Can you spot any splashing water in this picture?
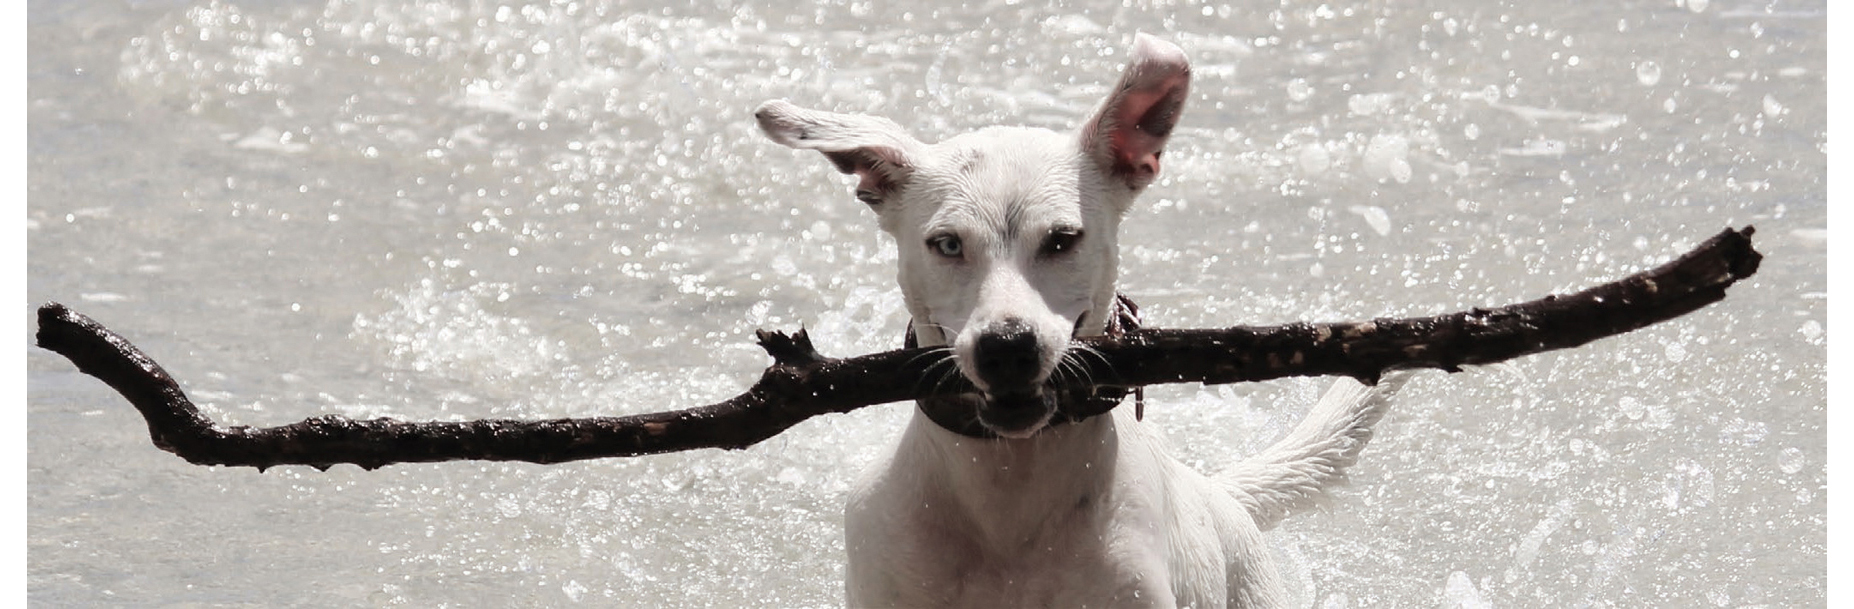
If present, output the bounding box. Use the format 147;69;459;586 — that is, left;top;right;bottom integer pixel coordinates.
29;0;1824;606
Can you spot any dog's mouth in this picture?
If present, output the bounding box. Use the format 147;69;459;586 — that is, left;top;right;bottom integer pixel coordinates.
973;390;1057;438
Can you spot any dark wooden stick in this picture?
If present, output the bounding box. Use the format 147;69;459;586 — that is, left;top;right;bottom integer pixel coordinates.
34;226;1760;471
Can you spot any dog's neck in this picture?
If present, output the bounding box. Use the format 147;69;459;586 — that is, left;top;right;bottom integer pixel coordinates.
893;403;1126;551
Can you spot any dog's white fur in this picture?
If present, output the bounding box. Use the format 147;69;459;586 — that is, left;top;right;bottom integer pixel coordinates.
757;34;1406;608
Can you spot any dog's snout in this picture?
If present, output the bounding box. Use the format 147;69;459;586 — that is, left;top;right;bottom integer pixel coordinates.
973;318;1042;390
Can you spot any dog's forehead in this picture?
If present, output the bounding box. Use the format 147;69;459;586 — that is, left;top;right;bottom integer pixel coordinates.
934;126;1076;175
907;127;1089;230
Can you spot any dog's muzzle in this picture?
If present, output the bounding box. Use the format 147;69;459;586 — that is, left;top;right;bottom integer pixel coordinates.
914;296;1142;438
968;318;1059;437
972;318;1043;390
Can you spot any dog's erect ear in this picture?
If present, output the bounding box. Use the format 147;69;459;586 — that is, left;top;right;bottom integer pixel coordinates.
755;100;924;205
1080;34;1191;192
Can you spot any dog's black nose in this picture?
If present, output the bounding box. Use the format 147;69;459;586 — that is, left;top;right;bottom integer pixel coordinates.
973;318;1042;391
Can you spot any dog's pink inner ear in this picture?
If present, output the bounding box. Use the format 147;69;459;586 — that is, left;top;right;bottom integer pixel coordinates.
1084;35;1191;191
1106;76;1188;182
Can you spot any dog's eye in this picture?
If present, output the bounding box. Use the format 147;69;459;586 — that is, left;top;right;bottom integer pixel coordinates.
928;234;963;258
1040;228;1084;257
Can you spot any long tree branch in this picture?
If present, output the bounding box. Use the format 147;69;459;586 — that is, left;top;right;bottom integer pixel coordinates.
35;226;1760;471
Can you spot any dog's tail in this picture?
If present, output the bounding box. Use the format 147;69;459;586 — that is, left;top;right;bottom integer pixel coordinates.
1216;371;1413;530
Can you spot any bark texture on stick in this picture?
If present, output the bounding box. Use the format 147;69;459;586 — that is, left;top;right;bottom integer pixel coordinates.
35;227;1761;471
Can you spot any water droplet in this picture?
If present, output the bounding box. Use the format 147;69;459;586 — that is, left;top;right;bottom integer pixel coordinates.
1686;0;1709;13
1348;205;1393;236
1663;340;1687;362
1363;133;1412;183
1636;61;1661;86
1762;94;1784;117
1348;93;1393;115
1778;447;1806;474
1619;396;1645;420
1287;78;1313;102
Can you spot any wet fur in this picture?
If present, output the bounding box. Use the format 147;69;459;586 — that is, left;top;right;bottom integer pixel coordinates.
758;34;1407;608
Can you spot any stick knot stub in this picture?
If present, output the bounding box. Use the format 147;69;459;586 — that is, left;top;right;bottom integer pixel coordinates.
755;328;829;366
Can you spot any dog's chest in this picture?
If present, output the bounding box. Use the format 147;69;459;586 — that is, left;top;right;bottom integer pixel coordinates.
872;500;1177;608
846;414;1197;608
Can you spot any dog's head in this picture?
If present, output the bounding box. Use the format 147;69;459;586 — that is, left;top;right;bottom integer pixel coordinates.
756;34;1189;438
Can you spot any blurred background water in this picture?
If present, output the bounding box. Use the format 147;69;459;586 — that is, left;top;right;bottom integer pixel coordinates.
27;0;1824;606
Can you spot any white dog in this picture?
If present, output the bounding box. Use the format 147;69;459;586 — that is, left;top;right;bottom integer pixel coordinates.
757;34;1407;608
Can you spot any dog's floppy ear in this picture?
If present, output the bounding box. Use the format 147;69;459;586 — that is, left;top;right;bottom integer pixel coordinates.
1080;33;1191;193
755;100;924;206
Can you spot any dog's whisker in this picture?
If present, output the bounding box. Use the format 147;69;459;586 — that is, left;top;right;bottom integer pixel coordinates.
1062;347;1106;387
1068;344;1117;385
1066;350;1097;382
927;359;967;398
922;360;963;397
1050;355;1086;394
1071;343;1112;369
899;345;957;393
903;345;955;372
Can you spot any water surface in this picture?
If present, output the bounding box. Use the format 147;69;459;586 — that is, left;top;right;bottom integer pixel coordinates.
29;0;1825;606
